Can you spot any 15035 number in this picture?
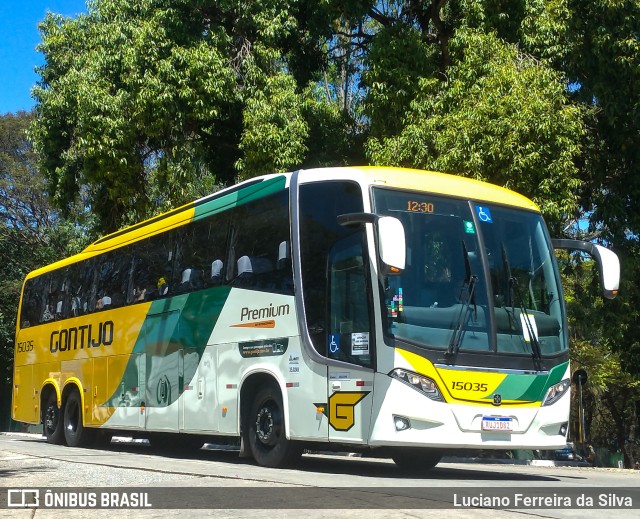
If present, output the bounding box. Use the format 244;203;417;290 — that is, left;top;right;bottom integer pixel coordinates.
451;381;488;392
17;340;34;353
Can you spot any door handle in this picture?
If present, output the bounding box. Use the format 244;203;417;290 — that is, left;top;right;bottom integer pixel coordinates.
331;382;341;391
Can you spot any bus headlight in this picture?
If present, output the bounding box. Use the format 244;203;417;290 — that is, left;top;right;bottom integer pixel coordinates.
389;369;444;402
542;379;570;406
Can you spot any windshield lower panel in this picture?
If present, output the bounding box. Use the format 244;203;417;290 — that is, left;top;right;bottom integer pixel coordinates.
373;188;566;359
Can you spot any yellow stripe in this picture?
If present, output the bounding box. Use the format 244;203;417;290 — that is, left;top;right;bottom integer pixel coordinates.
24;207;196;280
396;349;540;408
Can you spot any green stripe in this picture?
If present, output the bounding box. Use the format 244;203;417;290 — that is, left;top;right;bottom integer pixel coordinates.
105;286;232;407
484;361;569;402
193;175;287;221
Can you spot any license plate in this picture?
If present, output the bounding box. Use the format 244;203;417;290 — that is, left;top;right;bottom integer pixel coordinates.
482;416;513;431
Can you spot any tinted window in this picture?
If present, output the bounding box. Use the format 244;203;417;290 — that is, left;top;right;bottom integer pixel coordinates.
373;189;491;352
227;190;292;294
299;181;368;358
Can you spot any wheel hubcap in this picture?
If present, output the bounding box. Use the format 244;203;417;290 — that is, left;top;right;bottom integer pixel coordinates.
255;405;277;446
45;406;57;433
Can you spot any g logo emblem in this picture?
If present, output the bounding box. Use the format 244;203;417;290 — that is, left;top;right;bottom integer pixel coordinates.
322;391;369;431
493;394;502;406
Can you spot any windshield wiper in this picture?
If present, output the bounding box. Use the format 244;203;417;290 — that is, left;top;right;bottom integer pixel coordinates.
501;244;542;361
446;242;478;357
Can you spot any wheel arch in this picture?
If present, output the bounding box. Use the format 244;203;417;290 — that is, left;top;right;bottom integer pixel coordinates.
61;378;87;425
239;369;290;438
40;380;61;423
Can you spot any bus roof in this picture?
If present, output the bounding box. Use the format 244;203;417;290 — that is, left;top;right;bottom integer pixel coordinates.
350;166;539;212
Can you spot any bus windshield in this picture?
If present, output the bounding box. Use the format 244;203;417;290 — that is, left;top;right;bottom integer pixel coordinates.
373;188;566;357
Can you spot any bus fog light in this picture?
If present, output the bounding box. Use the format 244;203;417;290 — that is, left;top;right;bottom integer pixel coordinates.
394;415;411;431
559;423;568;436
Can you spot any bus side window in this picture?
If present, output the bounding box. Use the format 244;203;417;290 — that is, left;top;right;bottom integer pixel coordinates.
48;270;69;320
97;250;131;309
27;274;53;325
134;230;175;300
226;190;291;294
189;216;229;289
184;222;215;293
131;256;154;303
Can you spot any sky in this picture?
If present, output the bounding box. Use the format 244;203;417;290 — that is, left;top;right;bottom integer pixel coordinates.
0;1;88;115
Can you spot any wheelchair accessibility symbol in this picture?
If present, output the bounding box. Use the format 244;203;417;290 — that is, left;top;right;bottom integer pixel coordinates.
329;334;340;354
475;205;493;223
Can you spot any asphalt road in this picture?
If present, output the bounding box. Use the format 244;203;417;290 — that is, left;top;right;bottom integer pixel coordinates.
1;433;638;518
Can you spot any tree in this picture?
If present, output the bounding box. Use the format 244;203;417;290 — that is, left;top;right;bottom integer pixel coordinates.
31;1;241;232
444;0;640;376
0;111;54;240
0;111;89;430
1;112;49;400
0;112;90;428
31;0;360;233
563;1;640;377
561;254;640;468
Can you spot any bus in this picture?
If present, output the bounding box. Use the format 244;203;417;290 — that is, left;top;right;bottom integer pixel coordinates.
12;166;620;469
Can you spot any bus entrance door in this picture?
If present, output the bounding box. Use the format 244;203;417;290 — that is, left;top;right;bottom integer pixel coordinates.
325;230;375;445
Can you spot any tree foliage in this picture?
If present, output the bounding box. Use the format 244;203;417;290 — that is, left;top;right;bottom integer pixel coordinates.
31;0;241;232
0;111;90;429
31;0;365;233
561;254;640;467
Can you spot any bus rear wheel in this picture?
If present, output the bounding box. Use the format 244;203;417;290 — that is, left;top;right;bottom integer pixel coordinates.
43;392;64;445
391;448;442;471
63;391;95;447
247;384;301;468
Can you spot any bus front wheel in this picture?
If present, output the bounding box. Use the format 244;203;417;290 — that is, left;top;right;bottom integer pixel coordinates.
63;391;95;447
391;448;442;471
43;392;64;445
247;384;301;468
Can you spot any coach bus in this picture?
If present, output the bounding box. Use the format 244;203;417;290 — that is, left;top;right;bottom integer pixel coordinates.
12;166;619;469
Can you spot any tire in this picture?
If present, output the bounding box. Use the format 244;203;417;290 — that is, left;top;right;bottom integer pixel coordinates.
43;392;64;445
392;448;442;472
63;390;95;447
247;384;302;468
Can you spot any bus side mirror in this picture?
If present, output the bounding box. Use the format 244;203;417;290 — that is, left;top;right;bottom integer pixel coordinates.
552;239;620;299
377;216;405;275
336;213;406;275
